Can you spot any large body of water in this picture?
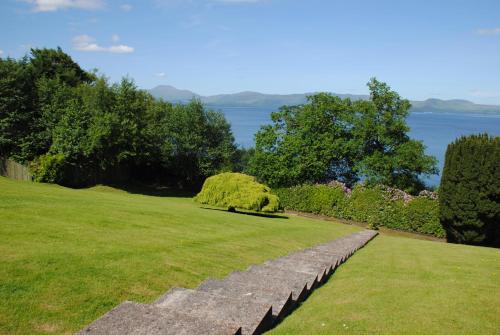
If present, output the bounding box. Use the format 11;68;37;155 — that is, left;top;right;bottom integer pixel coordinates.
209;105;500;186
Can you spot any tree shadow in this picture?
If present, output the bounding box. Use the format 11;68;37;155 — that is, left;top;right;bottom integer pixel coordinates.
105;181;196;198
200;206;289;219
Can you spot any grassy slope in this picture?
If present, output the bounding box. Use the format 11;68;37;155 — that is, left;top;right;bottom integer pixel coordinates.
0;177;359;335
270;234;500;334
1;178;499;335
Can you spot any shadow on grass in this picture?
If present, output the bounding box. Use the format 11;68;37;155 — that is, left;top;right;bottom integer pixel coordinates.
105;181;196;198
200;206;289;219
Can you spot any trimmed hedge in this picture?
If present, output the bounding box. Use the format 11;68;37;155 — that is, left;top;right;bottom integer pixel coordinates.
276;184;445;237
276;184;346;217
194;172;280;213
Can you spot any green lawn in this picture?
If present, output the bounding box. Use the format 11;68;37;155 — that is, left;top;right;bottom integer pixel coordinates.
0;177;498;335
0;177;359;335
270;234;500;334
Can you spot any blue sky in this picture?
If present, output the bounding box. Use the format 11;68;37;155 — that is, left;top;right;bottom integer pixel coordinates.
1;0;500;104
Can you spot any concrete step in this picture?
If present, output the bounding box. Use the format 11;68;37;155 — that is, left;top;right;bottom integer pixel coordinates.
76;230;379;335
154;288;273;335
263;254;334;283
244;264;320;293
315;231;377;255
76;301;241;335
196;277;297;321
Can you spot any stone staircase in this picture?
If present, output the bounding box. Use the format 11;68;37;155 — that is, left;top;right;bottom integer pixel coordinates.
76;230;378;335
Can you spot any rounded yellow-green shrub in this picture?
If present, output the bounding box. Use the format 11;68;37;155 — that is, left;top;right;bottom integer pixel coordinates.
194;172;280;212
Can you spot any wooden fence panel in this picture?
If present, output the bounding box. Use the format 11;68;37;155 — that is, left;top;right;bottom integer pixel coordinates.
0;158;32;181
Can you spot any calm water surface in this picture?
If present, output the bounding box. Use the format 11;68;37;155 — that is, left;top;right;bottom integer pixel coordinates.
209;105;500;186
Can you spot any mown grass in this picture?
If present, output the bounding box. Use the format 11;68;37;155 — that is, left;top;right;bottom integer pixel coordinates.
270;234;500;334
0;177;360;335
1;177;499;335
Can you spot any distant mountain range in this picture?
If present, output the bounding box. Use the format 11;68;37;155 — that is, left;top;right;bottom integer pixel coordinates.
148;85;500;114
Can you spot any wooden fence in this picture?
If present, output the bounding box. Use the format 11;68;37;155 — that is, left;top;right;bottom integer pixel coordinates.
0;157;32;181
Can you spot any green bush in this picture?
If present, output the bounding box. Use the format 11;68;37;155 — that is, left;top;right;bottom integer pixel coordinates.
194;172;280;212
407;197;444;237
29;153;66;184
276;184;345;216
344;185;387;228
440;134;499;246
277;183;445;237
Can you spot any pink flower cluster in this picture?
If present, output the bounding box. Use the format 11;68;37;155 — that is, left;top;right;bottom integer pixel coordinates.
323;180;352;195
320;179;438;203
379;185;414;203
418;190;439;200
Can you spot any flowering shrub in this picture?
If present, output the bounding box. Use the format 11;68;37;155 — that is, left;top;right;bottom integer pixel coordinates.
276;182;445;238
324;180;352;196
379;185;414;203
418;190;438;200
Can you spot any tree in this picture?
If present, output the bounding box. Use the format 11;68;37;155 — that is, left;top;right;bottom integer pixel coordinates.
0;48;96;163
440;134;499;247
249;79;437;192
30;47;95;86
249;93;355;187
1;48;238;188
151;100;236;187
0;57;38;162
352;79;437;193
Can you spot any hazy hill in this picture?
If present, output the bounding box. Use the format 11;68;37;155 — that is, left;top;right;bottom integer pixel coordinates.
148;85;200;102
149;85;500;114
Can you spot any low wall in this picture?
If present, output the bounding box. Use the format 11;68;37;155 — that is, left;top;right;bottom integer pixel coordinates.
0;158;32;181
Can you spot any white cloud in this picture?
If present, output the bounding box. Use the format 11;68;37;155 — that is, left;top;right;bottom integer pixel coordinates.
107;45;134;53
476;27;500;35
120;3;132;11
155;72;167;78
111;34;120;42
0;50;4;57
73;34;134;53
25;0;105;12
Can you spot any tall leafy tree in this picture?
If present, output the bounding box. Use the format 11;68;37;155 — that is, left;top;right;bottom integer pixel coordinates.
0;48;95;162
153;100;236;187
1;48;238;188
0;57;38;161
249;93;355;187
352;79;437;192
30;47;95;86
250;79;437;192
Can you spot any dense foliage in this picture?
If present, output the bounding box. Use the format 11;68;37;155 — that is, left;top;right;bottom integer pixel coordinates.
0;48;237;188
194;172;280;212
440;134;499;247
276;183;444;237
249;79;437;194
